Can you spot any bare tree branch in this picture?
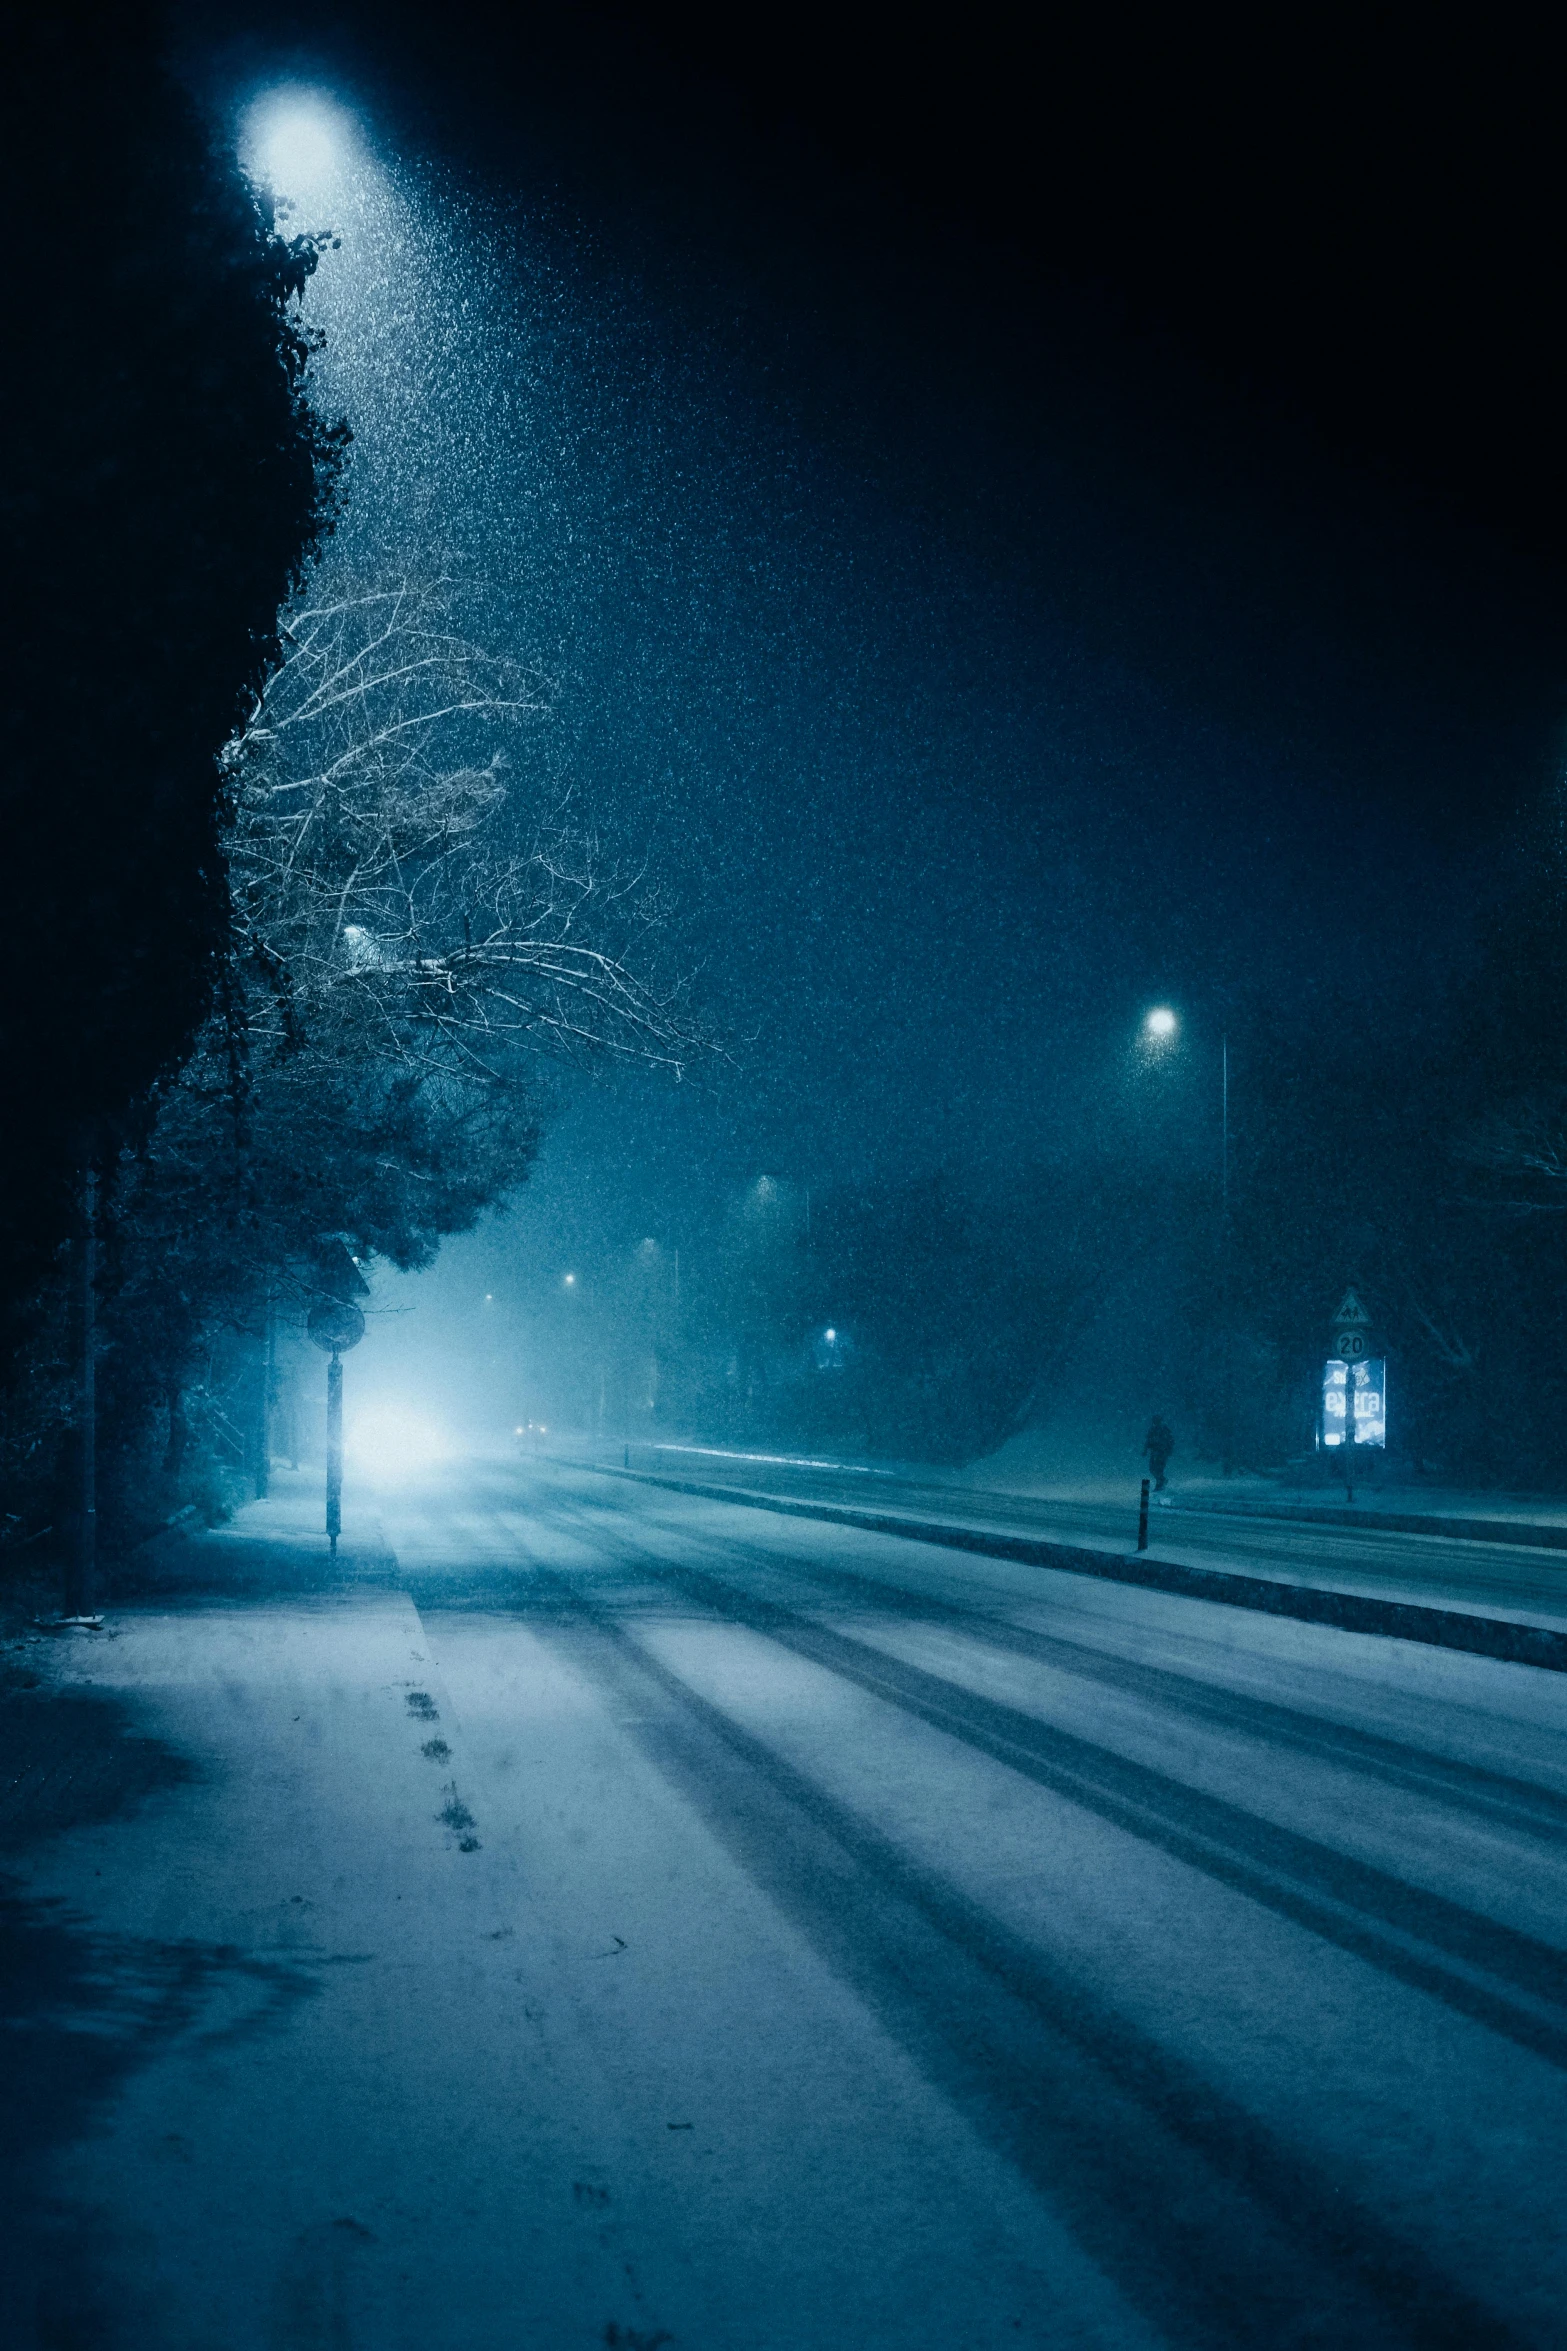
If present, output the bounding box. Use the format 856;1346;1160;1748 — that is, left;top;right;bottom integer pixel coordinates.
1459;1094;1567;1217
222;577;709;1088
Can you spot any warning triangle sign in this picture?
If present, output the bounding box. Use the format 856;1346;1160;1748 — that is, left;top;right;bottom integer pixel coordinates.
1334;1288;1371;1326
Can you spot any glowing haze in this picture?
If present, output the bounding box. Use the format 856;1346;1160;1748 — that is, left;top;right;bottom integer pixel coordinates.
239;85;364;209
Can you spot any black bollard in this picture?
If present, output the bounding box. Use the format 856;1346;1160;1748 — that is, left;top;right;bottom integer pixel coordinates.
326;1348;343;1559
1137;1476;1150;1553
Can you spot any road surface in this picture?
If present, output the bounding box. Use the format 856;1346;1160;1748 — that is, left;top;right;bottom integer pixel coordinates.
594;1443;1567;1627
4;1455;1566;2348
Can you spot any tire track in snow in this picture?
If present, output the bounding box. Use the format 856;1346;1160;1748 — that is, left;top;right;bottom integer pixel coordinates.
560;1478;1567;1847
526;1487;1567;2068
523;1570;1522;2351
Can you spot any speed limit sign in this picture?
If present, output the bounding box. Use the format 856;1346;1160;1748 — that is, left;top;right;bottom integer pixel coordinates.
1337;1329;1369;1360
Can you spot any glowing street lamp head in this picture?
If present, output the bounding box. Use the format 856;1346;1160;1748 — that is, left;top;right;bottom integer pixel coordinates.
240;86;357;209
1143;1006;1179;1043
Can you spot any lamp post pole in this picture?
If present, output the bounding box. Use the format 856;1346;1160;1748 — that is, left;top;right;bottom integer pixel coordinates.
1221;1034;1233;1476
307;1297;365;1560
325;1347;344;1554
255;1289;275;1501
1141;1007;1235;1476
67;1165;98;1617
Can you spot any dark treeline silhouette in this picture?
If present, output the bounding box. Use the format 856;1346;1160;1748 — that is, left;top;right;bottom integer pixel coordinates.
1219;845;1567;1485
76;581;695;1546
0;7;346;1364
568;850;1567;1484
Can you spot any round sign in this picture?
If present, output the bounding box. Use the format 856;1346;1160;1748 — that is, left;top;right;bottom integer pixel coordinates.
307;1298;366;1353
1336;1329;1369;1360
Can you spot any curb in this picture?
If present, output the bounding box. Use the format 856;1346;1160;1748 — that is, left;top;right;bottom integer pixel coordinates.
569;1462;1567;1675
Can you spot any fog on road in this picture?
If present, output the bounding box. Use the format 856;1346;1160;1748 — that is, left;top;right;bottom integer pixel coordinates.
5;1459;1566;2349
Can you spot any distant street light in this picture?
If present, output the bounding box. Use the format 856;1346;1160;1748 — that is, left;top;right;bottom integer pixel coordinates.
1136;1005;1234;1474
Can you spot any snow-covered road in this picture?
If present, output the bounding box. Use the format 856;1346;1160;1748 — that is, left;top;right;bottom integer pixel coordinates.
6;1458;1566;2348
587;1445;1567;1628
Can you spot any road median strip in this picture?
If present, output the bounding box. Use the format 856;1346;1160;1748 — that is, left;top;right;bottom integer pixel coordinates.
566;1462;1567;1674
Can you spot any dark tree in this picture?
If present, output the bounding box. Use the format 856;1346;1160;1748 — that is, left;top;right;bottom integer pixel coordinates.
86;581;701;1538
0;6;346;1355
664;1168;1124;1466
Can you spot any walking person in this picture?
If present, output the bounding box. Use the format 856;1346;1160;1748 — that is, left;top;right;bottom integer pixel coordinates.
1143;1413;1174;1492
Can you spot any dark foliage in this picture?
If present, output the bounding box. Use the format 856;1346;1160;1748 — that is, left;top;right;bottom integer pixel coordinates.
1201;864;1567;1484
652;913;1567;1481
32;577;692;1552
797;1177;1054;1463
0;5;346;1356
660;1168;1127;1466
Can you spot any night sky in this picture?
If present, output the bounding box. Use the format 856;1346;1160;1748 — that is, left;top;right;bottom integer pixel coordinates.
189;3;1567;1276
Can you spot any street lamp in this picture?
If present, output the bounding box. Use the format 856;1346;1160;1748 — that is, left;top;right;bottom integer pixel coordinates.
1136;1005;1234;1474
307;1296;366;1558
240;87;355;206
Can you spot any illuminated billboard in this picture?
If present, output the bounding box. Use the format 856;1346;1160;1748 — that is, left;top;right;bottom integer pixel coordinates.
1322;1357;1386;1449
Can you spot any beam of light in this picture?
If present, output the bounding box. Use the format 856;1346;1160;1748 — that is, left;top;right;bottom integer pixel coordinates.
1143;1005;1179;1040
239;85;360;210
346;1401;454;1482
649;1442;895;1477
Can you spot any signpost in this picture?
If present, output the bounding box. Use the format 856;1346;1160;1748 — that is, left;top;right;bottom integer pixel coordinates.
1323;1288;1383;1498
307;1296;366;1559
